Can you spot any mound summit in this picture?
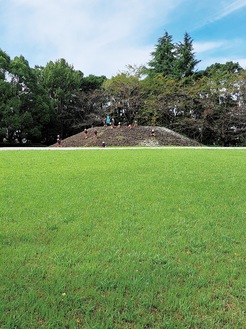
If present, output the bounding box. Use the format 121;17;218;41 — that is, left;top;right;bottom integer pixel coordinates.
56;126;202;147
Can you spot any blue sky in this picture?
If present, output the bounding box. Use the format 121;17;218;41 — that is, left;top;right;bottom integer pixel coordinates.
0;0;246;78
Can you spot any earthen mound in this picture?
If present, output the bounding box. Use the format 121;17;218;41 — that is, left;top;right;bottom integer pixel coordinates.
53;126;202;147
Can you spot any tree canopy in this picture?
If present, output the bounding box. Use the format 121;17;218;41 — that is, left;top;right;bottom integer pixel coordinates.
0;31;245;146
147;32;200;79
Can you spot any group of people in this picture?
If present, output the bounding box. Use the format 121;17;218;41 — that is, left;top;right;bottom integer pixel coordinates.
83;128;106;147
82;119;139;141
57;123;156;147
104;117;118;129
104;115;139;129
127;121;138;129
83;128;98;139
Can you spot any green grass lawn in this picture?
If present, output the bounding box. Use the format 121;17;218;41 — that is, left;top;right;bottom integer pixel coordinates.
1;148;245;329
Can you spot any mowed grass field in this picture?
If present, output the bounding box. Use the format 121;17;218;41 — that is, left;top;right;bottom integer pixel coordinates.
0;148;245;329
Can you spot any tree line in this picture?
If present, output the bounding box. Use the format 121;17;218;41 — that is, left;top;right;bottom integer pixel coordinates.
0;32;245;146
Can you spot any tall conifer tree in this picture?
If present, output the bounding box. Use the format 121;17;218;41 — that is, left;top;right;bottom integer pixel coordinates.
175;32;200;78
148;31;175;77
147;32;200;79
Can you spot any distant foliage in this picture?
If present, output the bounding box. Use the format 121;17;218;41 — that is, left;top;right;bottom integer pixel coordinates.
0;31;245;146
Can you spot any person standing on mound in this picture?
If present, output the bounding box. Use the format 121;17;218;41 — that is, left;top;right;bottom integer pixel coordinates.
150;129;155;137
84;128;88;139
111;117;115;128
57;135;61;147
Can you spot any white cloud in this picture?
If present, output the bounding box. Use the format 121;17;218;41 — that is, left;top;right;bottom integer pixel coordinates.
194;37;246;70
234;58;246;69
194;41;228;53
3;0;185;76
192;0;246;30
215;0;246;20
2;0;246;76
197;56;246;70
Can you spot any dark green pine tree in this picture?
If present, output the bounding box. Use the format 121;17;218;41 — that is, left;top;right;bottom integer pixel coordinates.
148;31;176;77
174;32;201;79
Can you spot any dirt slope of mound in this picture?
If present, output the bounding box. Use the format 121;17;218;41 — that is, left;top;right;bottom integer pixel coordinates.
54;126;202;147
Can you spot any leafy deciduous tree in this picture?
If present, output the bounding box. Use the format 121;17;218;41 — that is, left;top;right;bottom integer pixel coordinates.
102;72;144;124
40;58;82;137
